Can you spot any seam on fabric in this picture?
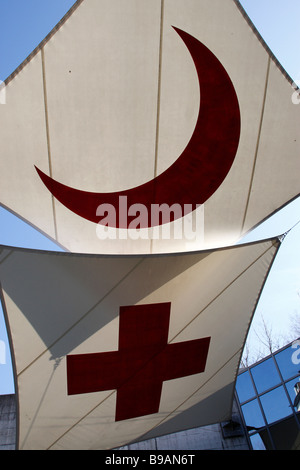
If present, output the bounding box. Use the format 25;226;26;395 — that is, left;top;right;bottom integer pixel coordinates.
0;250;13;265
47;388;117;449
41;48;59;242
151;0;165;255
241;56;271;234
154;0;165;180
21;364;58;449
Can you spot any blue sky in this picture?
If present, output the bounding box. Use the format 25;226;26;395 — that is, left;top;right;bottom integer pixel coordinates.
240;0;300;81
0;0;300;393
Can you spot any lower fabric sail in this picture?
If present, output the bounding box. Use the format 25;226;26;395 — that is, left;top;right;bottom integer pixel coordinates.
0;238;280;449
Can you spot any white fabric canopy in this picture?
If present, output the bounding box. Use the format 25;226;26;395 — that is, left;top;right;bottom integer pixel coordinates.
0;238;279;449
0;0;298;254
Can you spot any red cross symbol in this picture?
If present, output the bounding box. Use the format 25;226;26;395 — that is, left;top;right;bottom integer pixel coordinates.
67;303;210;421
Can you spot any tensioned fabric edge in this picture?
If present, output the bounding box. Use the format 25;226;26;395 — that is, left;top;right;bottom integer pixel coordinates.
4;0;85;86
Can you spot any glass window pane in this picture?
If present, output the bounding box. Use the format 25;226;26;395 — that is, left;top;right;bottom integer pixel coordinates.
236;370;255;403
241;399;265;429
250;433;266;450
275;343;300;381
251;357;280;394
285;378;300;410
260;386;293;424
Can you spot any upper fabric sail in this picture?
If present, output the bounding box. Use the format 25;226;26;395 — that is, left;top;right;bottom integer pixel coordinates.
0;0;299;254
0;237;279;449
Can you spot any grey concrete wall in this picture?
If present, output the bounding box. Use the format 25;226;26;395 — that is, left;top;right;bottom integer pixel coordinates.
0;394;16;450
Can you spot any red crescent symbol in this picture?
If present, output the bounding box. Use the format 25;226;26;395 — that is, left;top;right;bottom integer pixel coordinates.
35;27;241;228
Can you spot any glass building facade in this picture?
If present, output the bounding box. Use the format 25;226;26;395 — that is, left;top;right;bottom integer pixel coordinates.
236;340;300;450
